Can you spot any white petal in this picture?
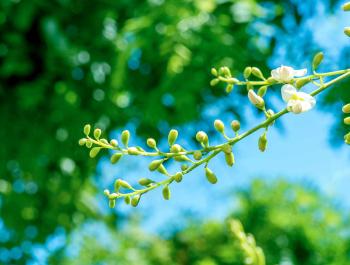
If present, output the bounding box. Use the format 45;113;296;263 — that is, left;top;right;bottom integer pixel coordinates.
279;66;294;82
297;92;316;112
271;69;280;80
281;84;297;102
293;68;307;77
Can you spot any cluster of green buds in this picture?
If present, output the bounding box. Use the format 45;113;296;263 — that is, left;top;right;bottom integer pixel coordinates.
80;53;350;207
229;219;265;265
343;103;350;145
343;2;350;37
79;4;350;208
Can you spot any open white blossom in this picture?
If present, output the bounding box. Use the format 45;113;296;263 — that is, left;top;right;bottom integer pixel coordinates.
281;84;316;114
271;66;307;83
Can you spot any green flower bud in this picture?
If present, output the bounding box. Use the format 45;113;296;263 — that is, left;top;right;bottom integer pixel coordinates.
109;193;118;199
108;199;116;208
100;138;108;145
162;185;171;200
295;77;312;89
138;178;154;186
157;164;168;175
110;153;122;164
231;120;241;132
225;84;234;93
193;151;202;161
225;152;235;167
83;124;91;136
251;67;265;80
127;147;140;155
342;103;350;113
342;2;350;11
181;164;189;171
110;139;118;147
220;66;231;77
257;86;268;97
256;247;266;265
148;159;163;171
170;144;182;153
94;128;101;139
344;27;350;37
196;131;209;146
124;196;131;204
131;195;140;207
210;78;220;86
312;52;324;70
146;138;157;148
258;132;268;152
86;139;93;148
168;129;178;146
211;67;218;76
89;147;101;158
222;144;232;154
344;117;350;125
214;119;225;133
103;189;110;196
345;133;350;144
205;167;217;184
115;179;133;191
243;67;252;79
174;172;183;182
174;155;190;162
78;138;87;146
121;130;130;147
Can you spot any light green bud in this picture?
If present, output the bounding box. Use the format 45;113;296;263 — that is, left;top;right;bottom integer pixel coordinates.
181;164;189;171
131;195;140;207
210;78;220;86
196;131;209;145
78;138;87;146
225;152;235;167
94;128;101;139
256;247;266;265
214;119;225;133
296;77;311;89
146;138;157;148
110;153;122;164
174;172;183;182
170;144;182;153
124;196;131;204
108;199;116;208
193;151;202;161
83;124;91;136
174;155;190;162
110;139;118;147
243;67;252;79
342;103;350;113
221;66;231;77
345;133;350;144
148;159;163;171
258;132;268;152
205;167;217;184
251;67;265;80
109;193;118;200
211;67;218;76
138;178;154;186
168;129;178;146
222;144;232;154
89;147;101;158
257;86;268;97
157;164;168;175
231;120;241;132
127;147;140;155
115;179;133;191
312;52;324;70
344;117;350;125
225;84;234;93
100;138;108;144
342;2;350;11
344;27;350;37
103;189;110;196
162;185;171;200
121;130;130;147
86;139;92;148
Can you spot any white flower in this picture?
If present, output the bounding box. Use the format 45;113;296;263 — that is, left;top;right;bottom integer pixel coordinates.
271;65;307;83
247;89;264;109
281;84;316;114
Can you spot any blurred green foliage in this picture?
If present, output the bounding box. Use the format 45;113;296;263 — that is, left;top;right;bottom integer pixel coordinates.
58;180;350;265
0;0;289;257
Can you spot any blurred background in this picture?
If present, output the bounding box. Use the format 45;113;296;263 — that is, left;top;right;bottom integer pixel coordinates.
1;0;350;264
